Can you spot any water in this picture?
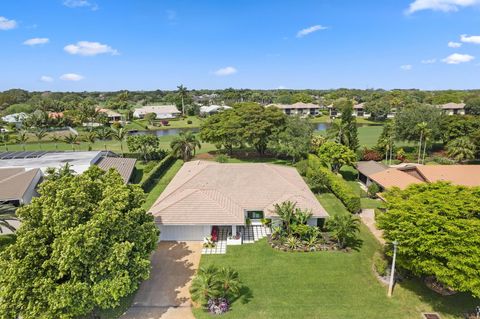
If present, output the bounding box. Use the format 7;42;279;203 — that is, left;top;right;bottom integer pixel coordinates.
128;123;379;137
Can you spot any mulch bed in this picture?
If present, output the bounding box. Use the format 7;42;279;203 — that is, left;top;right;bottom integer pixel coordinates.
267;235;351;253
425;276;457;296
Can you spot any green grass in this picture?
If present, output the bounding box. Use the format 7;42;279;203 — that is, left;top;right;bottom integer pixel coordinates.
194;193;477;319
142;159;183;210
127;116;204;130
310;116;381;125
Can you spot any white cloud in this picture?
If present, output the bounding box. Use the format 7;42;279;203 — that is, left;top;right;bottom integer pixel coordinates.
421;58;437;64
40;76;54;82
400;64;413;70
23;38;49;46
406;0;480;14
64;41;118;56
214;66;237;76
448;41;462;48
60;73;84;81
460;34;480;44
296;25;328;38
442;53;475;64
63;0;98;10
0;16;17;30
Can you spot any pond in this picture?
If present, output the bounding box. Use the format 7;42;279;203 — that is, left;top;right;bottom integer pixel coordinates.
128;123;382;137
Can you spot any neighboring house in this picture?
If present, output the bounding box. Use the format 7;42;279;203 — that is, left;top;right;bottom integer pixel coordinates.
133;105;181;119
438;102;466;115
97;108;122;122
0;167;43;206
268;102;320;116
0;151;135;184
199;104;232;115
358;162;480;191
352;103;371;118
1;112;27;127
326;105;342;117
150;161;328;241
48;112;64;119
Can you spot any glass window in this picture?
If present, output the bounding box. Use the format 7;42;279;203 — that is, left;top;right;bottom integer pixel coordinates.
247;211;264;219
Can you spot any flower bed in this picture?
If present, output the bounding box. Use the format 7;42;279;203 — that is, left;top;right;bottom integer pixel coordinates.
267;234;351;252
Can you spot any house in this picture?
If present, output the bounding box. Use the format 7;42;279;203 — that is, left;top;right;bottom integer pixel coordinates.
438;102;465;115
199;105;232;116
1;113;27;127
358;162;480;191
48;112;64;119
97;108;122;122
268;102;321;116
0;151;136;184
133;105;181;119
149;161;328;241
0;167;43;205
352;103;371;118
326;105;341;117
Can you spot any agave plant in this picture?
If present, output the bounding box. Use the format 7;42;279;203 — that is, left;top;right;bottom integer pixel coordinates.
303;236;318;250
286;236;301;250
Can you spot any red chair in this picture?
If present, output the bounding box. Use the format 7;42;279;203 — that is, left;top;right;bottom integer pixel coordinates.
211;226;218;242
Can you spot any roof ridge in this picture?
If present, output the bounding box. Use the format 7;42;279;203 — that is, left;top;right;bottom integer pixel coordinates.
263;164;305;192
199;189;244;219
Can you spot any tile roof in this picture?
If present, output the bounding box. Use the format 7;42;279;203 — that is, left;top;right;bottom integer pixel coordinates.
414;165;480;187
134;105;181;115
0;168;41;201
96;157;136;183
150;161;328;225
368;168;423;190
356;161;388;177
439;102;465;110
268;102;320;109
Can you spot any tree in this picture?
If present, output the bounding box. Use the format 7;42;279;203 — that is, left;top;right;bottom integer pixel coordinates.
326;214;360;248
127;135;160;162
170;131;201;162
273;116;313;163
376;122;396;163
84;131;97;151
63;133;78;151
177;84;188;117
15;131;28;151
112;127;127;155
364;98;392;121
96;127;113;151
339;101;359;151
0;166;159;318
50;134;60;151
144;112;157;126
317;141;357;173
447;137;476;162
0;204;17;234
190;272;221;306
0;133;9;151
415;122;429;164
33;129;47;150
377;182;480;298
465;97;480;115
394;104;444;142
199;109;243;154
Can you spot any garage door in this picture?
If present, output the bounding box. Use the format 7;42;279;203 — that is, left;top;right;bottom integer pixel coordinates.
158;225;211;241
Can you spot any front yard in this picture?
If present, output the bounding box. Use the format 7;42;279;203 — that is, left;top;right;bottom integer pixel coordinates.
194;193;477;319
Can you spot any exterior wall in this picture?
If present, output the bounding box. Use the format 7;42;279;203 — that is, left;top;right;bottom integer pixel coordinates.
282;108;319;116
157;224;211;241
21;170;43;205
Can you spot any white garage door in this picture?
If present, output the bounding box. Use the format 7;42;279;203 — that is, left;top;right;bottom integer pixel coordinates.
158;225;211;241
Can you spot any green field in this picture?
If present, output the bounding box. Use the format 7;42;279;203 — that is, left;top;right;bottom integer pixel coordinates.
194;193;477;319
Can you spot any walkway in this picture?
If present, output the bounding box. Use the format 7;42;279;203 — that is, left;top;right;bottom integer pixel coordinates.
202;226;228;254
359;209;385;245
242;225;271;244
121;241;202;319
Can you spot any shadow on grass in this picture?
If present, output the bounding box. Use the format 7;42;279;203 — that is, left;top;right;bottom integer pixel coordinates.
230;285;253;306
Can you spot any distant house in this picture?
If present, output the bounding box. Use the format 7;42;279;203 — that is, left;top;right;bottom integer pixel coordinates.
356;161;388;186
0;168;43;206
97;108;122;122
438;102;465;115
326;105;341;117
199;105;232;116
352;103;371;118
133;105;181;119
48;112;64;119
1;113;27;127
268;102;320;116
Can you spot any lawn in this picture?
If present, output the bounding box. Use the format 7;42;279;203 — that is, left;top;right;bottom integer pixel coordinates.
125;116;204;130
194;193;477;319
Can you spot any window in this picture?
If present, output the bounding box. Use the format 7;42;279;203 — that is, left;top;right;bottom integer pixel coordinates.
247;211;264;219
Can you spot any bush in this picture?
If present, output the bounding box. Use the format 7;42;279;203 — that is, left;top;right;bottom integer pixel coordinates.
296;159;308;176
140;155;175;191
187;120;193;124
432;156;455;165
367;183;380;198
215;154;229;163
362;148;383;161
161;120;169;126
373;252;389;277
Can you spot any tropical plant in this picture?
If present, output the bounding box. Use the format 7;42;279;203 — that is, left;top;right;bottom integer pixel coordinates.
303;235;318;250
170;131;201;161
286;236;301;250
0;133;9;151
326;214;360;249
367;183;380;198
63;133;78;151
127;135;161;162
96;127;113;151
273;201;296;235
32;129;47;150
84;131;97;151
317;141;357;173
144;112;157;126
50;134;60;151
177;84;188;116
15;131;28;151
217;267;241;298
111;127;127;155
446;137;476;163
0;204;17;234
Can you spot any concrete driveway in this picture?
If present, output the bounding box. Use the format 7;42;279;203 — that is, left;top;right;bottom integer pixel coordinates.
121;241;202;319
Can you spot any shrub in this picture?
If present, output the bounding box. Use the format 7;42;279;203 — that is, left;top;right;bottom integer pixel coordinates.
215;154;229;163
140;155;175;191
362;148;383;161
187;120;193;124
295;159;308;176
396;148;406;162
161;120;169;126
373;252;389;277
367;183;380;198
432;156;455;165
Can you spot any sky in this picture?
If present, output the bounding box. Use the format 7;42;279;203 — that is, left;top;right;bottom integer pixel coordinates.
0;0;479;91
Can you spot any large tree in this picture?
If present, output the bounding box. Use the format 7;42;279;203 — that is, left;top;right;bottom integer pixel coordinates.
170;131;201;161
127;134;160;162
377;182;480;298
272;116;313;163
394;104;444;142
465;96;480;115
0;166;158;318
317;141;357;173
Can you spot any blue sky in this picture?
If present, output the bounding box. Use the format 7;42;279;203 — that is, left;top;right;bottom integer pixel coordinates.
0;0;479;91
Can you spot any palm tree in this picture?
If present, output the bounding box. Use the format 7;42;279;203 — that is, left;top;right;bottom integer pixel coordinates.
416;122;428;164
447;137;476;163
170;131;201;162
0;133;9;151
273;201;296;236
15;131;28;151
50;134;60;151
326;214;360;249
96;127;113;151
0;204;17;234
217;267;241;298
34;129;47;150
177;84;188;117
190;273;221;306
63;134;78;151
84;131;97;151
111;127;127;155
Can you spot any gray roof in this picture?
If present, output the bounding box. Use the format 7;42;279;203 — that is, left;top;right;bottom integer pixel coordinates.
96;157;137;183
0;168;41;201
356;161;388;177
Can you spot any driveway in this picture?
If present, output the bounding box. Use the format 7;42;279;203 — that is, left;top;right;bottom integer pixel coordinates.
121;241;203;319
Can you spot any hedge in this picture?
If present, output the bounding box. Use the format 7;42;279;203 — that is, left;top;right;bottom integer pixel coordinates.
307;154;361;214
140;154;175;192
